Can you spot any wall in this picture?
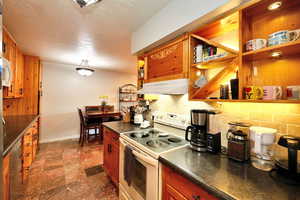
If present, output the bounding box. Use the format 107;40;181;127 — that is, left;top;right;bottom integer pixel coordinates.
40;62;136;143
131;0;252;54
151;94;300;147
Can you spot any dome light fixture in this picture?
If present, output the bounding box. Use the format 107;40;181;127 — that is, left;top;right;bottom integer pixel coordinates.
73;0;102;8
76;59;95;76
268;1;282;11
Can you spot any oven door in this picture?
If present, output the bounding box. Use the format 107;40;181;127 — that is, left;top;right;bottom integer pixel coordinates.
119;138;159;200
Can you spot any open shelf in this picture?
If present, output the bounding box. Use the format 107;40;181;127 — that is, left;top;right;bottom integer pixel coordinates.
192;54;237;69
191;34;238;55
242;40;300;61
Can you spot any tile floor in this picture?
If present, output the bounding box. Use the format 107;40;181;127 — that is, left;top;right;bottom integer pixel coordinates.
21;139;118;200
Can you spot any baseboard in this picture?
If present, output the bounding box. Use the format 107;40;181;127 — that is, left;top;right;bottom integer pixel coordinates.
40;135;79;143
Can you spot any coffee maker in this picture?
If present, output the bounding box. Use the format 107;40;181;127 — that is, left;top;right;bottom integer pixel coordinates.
185;109;217;152
250;126;277;171
274;135;300;183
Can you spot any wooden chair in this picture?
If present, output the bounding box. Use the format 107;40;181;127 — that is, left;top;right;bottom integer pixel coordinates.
77;108;101;146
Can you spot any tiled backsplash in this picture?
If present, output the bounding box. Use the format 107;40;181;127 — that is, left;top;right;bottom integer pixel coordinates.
150;94;300;147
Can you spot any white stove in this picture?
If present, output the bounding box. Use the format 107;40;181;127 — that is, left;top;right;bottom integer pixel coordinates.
119;112;189;200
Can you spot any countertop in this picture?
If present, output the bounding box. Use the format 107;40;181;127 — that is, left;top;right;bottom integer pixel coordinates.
102;121;141;134
3;115;39;157
159;146;300;200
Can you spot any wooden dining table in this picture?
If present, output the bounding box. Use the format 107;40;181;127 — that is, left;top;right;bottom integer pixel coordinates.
84;110;122;142
85;110;122;119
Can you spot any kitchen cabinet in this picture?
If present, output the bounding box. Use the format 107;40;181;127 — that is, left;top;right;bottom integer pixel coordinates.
3;29;24;98
143;34;189;83
103;127;119;186
3;154;10;200
14;47;25;98
162;165;218;200
2;119;40;200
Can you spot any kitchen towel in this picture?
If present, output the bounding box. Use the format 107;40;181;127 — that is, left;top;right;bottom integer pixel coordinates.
124;145;135;186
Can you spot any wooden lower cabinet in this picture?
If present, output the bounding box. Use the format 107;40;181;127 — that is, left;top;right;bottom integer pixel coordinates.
103;127;119;186
2;119;39;200
162;165;218;200
3;154;10;200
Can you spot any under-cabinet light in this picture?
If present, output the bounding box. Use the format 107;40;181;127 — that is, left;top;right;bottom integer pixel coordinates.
271;51;282;58
268;1;282;10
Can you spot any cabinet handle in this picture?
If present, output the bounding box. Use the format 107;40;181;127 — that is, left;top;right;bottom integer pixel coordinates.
192;195;201;200
109;144;112;153
20;88;23;95
108;144;112;153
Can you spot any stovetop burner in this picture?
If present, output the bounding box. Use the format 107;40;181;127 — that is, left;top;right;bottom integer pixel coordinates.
130;132;150;138
146;139;170;148
123;128;187;154
168;137;182;143
147;129;161;134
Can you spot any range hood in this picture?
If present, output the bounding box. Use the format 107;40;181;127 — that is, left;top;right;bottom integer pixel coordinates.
138;78;189;95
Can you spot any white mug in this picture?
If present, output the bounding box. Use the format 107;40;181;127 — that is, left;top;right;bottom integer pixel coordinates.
263;86;282;100
268;29;300;46
246;39;267;51
287;86;300;100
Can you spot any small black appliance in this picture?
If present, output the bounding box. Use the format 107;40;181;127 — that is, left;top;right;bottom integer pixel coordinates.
207;132;221;153
273;135;300;184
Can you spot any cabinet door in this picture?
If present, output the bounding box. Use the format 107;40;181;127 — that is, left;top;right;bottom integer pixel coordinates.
110;142;119;185
164;184;188;200
145;35;189;83
162;165;218;200
103;128;111;176
14;47;24;98
3;154;10;200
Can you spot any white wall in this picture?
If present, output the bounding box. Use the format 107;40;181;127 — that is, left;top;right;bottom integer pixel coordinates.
131;0;253;54
40;62;136;143
131;0;229;54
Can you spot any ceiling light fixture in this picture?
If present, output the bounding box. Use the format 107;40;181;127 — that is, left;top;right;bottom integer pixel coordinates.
268;1;282;10
271;51;282;58
73;0;102;8
76;60;95;76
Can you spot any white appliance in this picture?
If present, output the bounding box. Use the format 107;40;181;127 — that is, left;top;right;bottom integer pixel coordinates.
137;78;189;95
119;112;189;200
250;126;277;171
134;114;143;125
1;57;12;87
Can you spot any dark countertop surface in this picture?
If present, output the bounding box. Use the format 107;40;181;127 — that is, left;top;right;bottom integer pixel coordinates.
3;115;39;157
102;121;141;134
159;146;300;200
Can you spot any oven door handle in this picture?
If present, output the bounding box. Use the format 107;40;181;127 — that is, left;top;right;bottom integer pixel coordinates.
132;150;158;167
120;138;158;167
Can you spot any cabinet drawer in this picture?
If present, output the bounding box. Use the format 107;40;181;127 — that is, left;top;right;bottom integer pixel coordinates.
163;165;218;200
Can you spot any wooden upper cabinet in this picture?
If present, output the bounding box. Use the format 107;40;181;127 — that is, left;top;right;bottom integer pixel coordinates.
3;29;25;98
144;34;189;83
14;47;25;98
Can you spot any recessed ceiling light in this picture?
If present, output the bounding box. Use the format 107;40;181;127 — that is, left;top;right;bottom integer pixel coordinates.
73;0;102;8
268;1;282;10
271;51;282;57
76;60;95;76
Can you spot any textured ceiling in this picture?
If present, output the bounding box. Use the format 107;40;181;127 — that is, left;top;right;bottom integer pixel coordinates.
3;0;170;73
